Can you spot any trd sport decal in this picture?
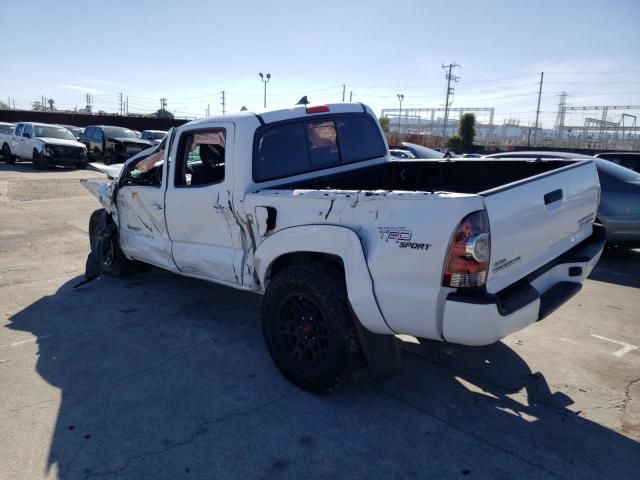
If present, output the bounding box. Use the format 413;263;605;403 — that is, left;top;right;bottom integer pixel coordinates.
378;227;432;251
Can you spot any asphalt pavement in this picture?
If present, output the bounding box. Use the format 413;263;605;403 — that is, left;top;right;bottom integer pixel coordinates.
1;163;638;480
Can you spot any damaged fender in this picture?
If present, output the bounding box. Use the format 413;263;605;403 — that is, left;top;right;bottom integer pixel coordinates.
81;179;117;218
254;224;394;336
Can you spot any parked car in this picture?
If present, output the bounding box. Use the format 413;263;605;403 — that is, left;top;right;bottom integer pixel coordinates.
80;126;154;165
0;122;15;163
396;142;444;159
141;130;167;145
83;103;604;393
8;122;88;169
484;151;640;247
595;152;640;173
389;148;415;159
61;125;85;140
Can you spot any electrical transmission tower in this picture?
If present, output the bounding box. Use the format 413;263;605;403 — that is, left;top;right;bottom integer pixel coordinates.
441;62;460;142
160;97;167;112
554;91;568;140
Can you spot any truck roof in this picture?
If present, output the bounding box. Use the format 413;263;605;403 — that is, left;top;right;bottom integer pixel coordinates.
185;103;371;128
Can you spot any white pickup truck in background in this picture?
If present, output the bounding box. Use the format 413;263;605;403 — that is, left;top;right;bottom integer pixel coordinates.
83;103;605;392
0;122;15;162
9;122;88;169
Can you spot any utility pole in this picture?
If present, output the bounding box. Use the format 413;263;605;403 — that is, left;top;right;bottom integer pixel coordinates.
206;104;210;117
126;96;129;115
342;84;346;102
532;72;544;147
85;93;92;113
160;97;167;112
349;91;353;102
441;62;460;142
259;72;271;108
221;90;226;114
397;94;404;133
119;93;124;115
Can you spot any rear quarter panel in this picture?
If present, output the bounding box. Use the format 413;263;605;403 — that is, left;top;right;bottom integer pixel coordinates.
245;189;484;339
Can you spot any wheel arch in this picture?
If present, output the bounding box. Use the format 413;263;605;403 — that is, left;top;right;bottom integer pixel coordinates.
254;225;394;335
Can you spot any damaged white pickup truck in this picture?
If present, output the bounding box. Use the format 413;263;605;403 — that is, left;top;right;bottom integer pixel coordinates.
82;103;605;392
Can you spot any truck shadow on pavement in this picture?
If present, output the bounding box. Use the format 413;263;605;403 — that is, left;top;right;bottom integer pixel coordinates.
589;247;640;288
7;269;640;480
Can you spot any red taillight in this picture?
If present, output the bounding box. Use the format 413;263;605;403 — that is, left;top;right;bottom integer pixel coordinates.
306;105;330;114
443;210;491;288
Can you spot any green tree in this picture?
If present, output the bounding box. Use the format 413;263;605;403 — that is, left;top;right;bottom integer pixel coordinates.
379;116;390;133
447;135;464;154
458;113;476;150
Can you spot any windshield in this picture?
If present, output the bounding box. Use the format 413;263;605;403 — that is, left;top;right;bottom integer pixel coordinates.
595;158;640;182
103;127;137;139
152;132;166;139
34;125;76;141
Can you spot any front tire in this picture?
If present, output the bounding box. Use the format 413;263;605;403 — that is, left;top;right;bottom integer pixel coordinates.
88;209;135;277
262;265;364;393
32;150;48;170
104;150;117;165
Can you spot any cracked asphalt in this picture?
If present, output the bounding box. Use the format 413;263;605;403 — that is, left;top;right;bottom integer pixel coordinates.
1;163;639;479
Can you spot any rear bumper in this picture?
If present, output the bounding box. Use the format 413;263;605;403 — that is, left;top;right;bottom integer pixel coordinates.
442;224;605;346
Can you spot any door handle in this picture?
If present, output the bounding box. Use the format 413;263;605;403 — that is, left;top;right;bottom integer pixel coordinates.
151;202;163;210
544;189;563;205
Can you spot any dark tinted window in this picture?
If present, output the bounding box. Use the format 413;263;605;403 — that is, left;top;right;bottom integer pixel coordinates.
254;122;310;181
253;114;385;182
14;124;23;136
336;115;386;164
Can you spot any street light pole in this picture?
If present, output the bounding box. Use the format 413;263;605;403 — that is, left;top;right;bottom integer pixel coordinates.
259;72;271;108
397;94;404;134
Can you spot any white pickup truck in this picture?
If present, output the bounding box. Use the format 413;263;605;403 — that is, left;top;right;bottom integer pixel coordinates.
83;103;605;392
8;122;88;169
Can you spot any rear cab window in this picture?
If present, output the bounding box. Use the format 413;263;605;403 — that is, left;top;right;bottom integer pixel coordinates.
253;113;386;182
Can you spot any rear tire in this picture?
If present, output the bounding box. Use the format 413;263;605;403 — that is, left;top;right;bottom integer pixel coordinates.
2;144;14;164
262;265;364;393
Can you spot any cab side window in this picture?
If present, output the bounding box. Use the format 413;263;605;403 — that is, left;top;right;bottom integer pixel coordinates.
120;140;166;188
15;124;24;136
23;124;33;138
175;129;226;187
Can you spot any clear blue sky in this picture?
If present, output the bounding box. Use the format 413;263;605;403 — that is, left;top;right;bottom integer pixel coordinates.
1;0;639;127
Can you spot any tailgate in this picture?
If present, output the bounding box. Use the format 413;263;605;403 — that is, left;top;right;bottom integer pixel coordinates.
482;160;600;293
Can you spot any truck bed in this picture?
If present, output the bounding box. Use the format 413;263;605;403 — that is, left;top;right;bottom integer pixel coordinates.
271;159;572;194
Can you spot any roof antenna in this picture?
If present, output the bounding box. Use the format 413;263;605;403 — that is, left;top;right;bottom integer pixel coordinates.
296;96;310;105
